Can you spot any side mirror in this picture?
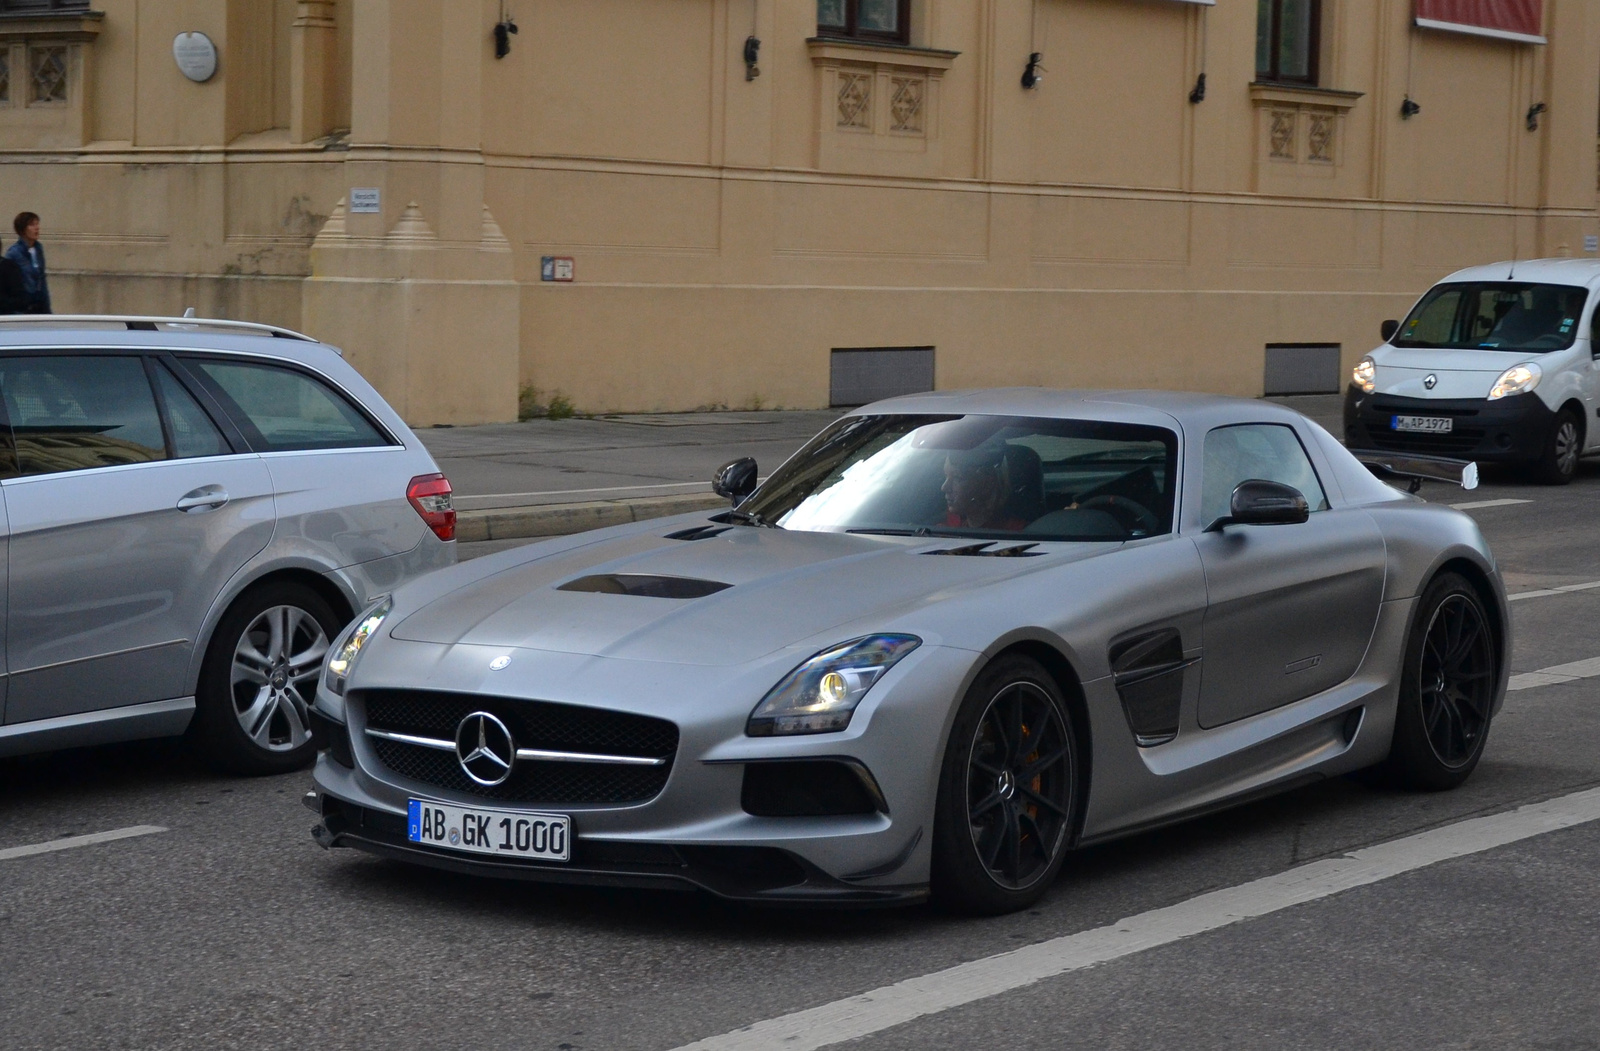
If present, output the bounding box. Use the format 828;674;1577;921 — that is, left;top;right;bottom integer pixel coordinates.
712;457;758;505
1380;319;1400;342
1207;479;1309;531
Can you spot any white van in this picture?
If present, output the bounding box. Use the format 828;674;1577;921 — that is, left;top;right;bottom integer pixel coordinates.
1344;258;1600;483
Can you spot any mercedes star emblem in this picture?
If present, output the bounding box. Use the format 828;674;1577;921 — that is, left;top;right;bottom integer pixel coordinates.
1424;373;1437;390
455;711;515;786
489;655;511;671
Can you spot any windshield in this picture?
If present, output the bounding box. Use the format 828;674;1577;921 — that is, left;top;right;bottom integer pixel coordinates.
1393;281;1588;352
739;414;1178;542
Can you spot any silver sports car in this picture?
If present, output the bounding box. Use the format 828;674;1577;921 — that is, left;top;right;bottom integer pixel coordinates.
307;390;1507;914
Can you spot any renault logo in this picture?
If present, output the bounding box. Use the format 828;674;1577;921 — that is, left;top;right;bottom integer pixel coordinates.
1424;373;1438;390
455;711;515;786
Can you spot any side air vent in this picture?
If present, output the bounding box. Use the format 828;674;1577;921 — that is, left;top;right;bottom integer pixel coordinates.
663;525;732;542
1109;627;1197;747
924;542;1042;558
557;574;731;599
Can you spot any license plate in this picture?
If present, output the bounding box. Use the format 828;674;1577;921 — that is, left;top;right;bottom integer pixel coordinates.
407;799;571;862
1391;415;1453;434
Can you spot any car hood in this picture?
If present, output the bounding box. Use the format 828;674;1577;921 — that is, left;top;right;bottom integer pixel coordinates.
388;527;1114;666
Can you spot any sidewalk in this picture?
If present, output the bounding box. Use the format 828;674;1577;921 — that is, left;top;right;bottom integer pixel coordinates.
423;395;1346;545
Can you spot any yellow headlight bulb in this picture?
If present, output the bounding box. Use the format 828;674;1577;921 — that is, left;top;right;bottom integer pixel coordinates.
819;671;849;707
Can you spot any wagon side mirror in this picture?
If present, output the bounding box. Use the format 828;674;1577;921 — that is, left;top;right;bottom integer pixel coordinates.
712;457;758;505
1380;319;1400;342
1207;480;1309;532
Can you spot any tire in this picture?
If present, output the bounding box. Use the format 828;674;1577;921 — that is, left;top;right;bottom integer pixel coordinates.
188;582;343;776
1535;406;1581;485
1382;572;1499;791
931;654;1080;914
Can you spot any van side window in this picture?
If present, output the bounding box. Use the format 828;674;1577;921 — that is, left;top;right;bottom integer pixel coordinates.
193;360;387;452
0;355;168;476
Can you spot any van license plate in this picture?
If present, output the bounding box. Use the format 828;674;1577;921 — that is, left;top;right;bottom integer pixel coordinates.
407;799;570;861
1392;415;1452;434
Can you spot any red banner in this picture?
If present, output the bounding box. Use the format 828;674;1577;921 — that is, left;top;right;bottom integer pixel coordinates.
1415;1;1544;43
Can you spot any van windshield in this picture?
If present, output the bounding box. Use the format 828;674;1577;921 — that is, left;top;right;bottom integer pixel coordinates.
1392;282;1588;352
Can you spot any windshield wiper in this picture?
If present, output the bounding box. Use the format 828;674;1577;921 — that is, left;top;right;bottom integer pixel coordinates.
720;508;778;528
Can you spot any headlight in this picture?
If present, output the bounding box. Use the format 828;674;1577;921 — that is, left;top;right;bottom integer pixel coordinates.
1352;356;1376;394
323;597;392;696
747;634;921;736
1488;362;1541;400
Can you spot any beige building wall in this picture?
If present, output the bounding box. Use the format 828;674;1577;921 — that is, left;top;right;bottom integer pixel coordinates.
0;0;1595;423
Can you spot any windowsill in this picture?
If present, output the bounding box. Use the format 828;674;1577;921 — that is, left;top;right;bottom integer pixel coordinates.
806;37;960;72
1249;83;1363;110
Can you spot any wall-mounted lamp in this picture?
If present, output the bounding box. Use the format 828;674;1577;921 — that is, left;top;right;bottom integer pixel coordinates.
1400;96;1421;119
744;36;761;81
494;17;518;58
1021;52;1044;90
1188;72;1207;104
1526;102;1547;131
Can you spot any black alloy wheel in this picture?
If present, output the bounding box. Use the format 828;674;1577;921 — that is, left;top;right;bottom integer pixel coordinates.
1536;407;1581;485
1384;572;1498;790
933;654;1078;914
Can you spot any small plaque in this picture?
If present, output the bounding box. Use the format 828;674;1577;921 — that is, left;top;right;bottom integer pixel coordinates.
173;33;218;83
349;188;382;214
541;256;575;282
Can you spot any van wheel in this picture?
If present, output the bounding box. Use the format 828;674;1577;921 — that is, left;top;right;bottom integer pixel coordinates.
188;583;342;775
1535;407;1581;485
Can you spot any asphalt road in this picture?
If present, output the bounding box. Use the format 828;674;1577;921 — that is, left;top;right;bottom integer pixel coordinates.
2;460;1599;1050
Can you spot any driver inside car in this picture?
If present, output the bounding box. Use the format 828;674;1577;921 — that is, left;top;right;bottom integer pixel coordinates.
942;442;1034;532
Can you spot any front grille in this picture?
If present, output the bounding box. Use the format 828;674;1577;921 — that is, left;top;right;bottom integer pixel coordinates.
357;689;678;806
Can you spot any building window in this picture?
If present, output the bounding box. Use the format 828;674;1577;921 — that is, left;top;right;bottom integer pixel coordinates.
0;50;9;106
28;43;65;103
1256;0;1320;85
817;0;910;46
0;1;93;11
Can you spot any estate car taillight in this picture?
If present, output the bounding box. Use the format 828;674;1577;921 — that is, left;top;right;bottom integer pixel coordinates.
407;474;456;541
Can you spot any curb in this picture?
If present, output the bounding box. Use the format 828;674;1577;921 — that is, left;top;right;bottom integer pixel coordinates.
457;492;729;543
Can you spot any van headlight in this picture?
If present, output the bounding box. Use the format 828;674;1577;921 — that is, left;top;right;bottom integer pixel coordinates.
1488;362;1541;401
324;597;391;696
747;635;921;736
1352;356;1376;394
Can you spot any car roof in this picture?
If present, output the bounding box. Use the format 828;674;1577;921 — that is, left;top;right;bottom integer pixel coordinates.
848;387;1312;432
0;316;346;370
1436;258;1600;287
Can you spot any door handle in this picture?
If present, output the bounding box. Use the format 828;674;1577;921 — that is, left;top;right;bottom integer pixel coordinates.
177;486;230;513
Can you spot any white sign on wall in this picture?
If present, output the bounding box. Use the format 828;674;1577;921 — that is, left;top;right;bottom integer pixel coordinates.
349;188;382;214
172;33;218;83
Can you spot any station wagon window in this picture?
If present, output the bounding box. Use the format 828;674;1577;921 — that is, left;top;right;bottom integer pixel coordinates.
192;360;386;452
1202;424;1328;526
153;365;230;459
0;355;168;476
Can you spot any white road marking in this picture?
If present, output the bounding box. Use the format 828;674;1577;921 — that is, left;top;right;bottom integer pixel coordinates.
1507;580;1600;603
1508;656;1600;692
1450;498;1533;510
0;825;167;862
671;787;1600;1051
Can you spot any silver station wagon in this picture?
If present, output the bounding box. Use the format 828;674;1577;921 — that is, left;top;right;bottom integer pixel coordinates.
0;316;455;774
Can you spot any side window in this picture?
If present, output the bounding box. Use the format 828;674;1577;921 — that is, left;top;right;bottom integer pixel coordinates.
1202;424;1329;526
0;355;168;476
193;360;387;452
154;365;230;459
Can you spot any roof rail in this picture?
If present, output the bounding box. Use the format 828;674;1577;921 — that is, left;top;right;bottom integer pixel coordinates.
0;314;320;343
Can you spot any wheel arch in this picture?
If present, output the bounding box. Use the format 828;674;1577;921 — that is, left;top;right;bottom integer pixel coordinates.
986;637;1095;846
187;565;358;694
1557;397;1587;443
1421;556;1510;714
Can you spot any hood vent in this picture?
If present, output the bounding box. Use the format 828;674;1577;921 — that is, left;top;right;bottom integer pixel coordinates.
557;574;732;599
924;542;1042;558
663;524;732;542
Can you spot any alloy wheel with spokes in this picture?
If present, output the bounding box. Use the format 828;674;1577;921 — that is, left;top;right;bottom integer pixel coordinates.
1385;572;1499;791
934;654;1079;913
189;582;344;775
231;604;330;752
